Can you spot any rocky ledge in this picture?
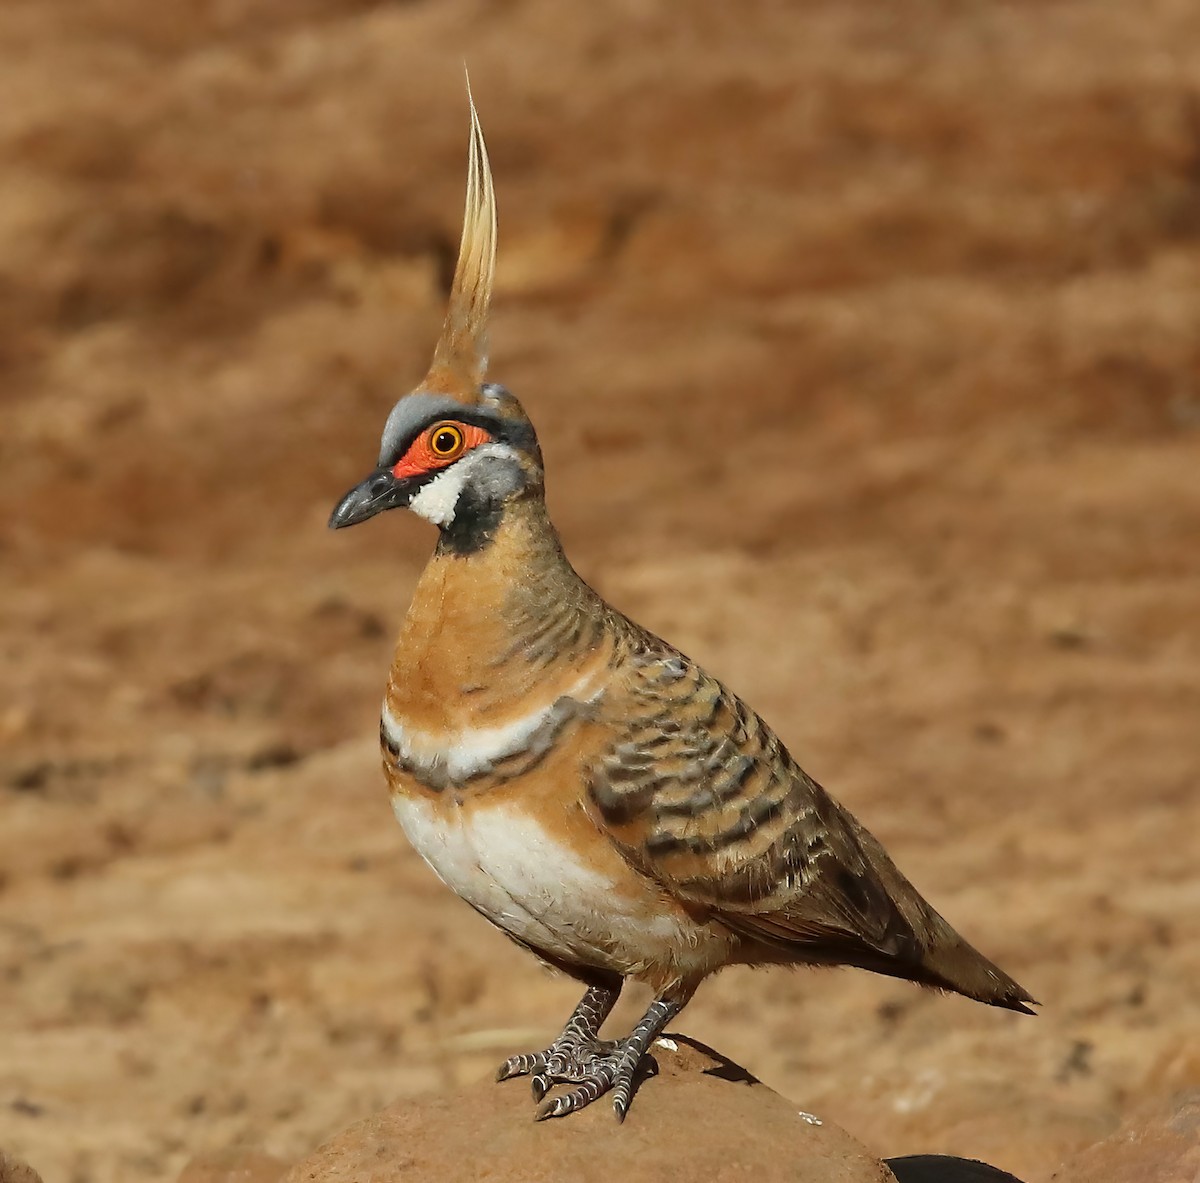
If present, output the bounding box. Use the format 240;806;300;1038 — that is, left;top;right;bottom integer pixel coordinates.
11;1042;1196;1183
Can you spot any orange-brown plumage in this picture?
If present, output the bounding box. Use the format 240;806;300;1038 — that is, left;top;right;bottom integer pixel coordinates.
329;87;1035;1123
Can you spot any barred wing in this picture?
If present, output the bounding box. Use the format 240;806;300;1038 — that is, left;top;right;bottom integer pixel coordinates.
586;645;923;962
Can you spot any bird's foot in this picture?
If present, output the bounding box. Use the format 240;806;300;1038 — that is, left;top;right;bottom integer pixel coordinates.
496;995;681;1122
530;1035;658;1122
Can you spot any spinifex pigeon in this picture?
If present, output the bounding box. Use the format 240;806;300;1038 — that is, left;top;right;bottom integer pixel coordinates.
330;88;1036;1124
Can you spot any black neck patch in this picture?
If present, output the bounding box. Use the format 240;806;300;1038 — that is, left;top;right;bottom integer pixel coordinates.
435;481;508;556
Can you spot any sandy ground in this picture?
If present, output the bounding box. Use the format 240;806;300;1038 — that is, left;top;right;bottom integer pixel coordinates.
2;2;1199;1180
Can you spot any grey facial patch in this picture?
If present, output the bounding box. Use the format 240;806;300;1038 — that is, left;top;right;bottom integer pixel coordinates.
378;393;477;466
465;443;525;503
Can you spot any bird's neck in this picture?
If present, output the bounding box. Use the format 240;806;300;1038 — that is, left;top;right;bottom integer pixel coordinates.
385;496;615;733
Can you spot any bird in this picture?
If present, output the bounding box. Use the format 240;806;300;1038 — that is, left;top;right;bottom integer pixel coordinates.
329;87;1036;1124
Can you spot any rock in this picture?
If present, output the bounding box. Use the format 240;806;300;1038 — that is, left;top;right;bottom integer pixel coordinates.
0;1151;44;1183
1049;1091;1200;1183
279;1036;895;1183
177;1151;288;1183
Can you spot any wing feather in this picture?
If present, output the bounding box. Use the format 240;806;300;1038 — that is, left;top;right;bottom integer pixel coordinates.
586;639;924;964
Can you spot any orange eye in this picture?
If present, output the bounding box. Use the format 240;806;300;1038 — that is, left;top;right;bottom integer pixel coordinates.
428;422;465;459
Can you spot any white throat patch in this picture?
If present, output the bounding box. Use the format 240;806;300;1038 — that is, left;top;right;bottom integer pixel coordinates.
407;442;520;528
407;465;467;527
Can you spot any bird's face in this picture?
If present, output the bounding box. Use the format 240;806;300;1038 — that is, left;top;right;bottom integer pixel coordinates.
328;387;542;545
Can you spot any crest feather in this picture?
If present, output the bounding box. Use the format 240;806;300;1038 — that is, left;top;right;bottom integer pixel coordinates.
425;78;497;399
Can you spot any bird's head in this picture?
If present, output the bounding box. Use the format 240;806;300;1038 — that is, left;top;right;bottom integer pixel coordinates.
329;86;542;552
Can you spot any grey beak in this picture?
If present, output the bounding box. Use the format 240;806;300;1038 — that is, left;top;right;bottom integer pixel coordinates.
328;467;404;529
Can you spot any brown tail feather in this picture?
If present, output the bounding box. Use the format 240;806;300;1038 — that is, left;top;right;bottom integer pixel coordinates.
851;943;1037;1014
917;926;1038;1014
865;911;1038;1015
842;810;1038;1014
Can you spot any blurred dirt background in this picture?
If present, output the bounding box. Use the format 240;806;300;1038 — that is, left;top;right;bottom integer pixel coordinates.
2;2;1199;1181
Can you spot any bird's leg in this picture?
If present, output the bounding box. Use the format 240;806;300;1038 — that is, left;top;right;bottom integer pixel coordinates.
534;994;685;1123
494;980;621;1097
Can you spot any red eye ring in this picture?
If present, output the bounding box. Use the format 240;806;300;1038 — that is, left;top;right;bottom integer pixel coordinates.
391;420;492;480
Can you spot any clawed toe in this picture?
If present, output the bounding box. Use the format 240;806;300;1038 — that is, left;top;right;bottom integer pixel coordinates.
613;1051;658;1120
533;1063;616;1121
495;1051;546;1082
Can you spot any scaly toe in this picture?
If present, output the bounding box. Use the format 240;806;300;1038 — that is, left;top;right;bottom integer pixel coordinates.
533;1093;571;1122
614;1046;662;1123
611;1072;635;1122
533;1068;615;1122
495;1051;546;1082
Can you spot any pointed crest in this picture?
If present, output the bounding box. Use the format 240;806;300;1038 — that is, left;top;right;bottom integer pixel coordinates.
424;76;497;400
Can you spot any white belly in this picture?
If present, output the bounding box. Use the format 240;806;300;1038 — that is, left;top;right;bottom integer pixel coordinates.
391;794;722;978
